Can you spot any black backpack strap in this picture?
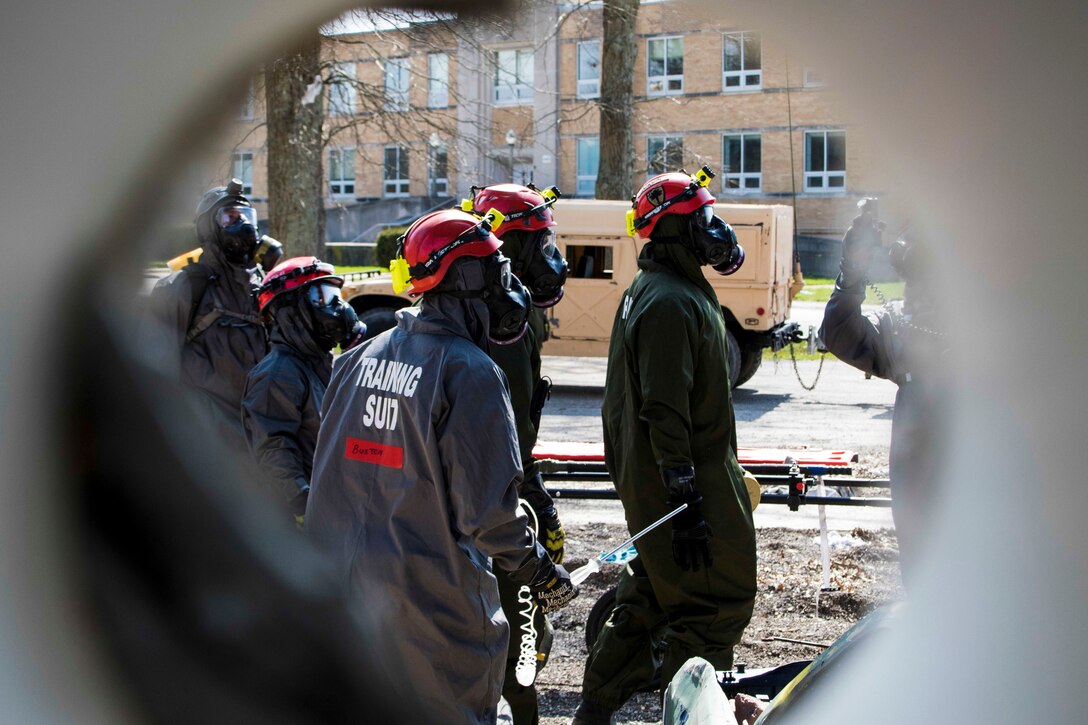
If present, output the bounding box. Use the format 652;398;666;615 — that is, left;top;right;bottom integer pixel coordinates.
183;262;217;340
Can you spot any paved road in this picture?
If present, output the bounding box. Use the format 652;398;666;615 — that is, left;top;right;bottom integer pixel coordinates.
539;355;896;452
538;352;898;531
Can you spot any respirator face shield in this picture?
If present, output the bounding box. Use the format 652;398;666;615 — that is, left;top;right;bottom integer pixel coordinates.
520;228;568;307
444;253;531;346
481;254;531;346
690;205;745;276
301;281;359;351
214;205;259;265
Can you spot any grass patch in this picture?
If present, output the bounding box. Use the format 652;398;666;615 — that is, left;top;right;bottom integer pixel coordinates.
794;277;904;303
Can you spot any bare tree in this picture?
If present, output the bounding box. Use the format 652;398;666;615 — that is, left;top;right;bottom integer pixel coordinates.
595;0;638;200
265;31;326;257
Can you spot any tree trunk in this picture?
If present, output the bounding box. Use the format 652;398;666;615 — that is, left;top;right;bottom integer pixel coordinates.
265;32;325;258
595;0;639;201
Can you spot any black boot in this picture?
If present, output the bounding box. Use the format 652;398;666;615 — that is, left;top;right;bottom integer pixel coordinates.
570;698;614;725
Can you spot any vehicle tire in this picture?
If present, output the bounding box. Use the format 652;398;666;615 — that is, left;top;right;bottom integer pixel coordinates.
735;347;763;388
725;328;742;389
585;586;617;650
357;306;399;341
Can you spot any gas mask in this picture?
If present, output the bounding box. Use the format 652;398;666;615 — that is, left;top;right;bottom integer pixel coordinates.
255;235;284;274
214;204;259;266
300;282;360;351
442;254;531;346
690;205;745;276
514;228;568;307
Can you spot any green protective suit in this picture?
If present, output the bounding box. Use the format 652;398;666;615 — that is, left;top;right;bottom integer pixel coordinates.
582;239;757;710
490;306;553;725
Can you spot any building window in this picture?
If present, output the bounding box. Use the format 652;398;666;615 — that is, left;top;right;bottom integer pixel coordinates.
494;48;533;105
384;57;410;112
722;134;761;192
429;144;448;196
647;136;683;176
803;67;826;88
722;32;761;91
231;152;253;195
384;145;410;197
428;53;449;108
804;130;846;191
647;36;683;96
328;62;356;116
238;81;256;120
577;41;601;99
576;137;600;197
328;148;355;198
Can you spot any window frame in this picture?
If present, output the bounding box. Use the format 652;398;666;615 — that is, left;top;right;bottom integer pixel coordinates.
575;136;600;198
721;133;762;193
427;52;449;108
383;145;410;198
803;66;826;89
646;135;684;177
231;151;254;196
646;35;684;96
328;62;357;117
327;147;356;199
722;31;762;92
577;40;601;99
493;47;534;106
804;130;847;192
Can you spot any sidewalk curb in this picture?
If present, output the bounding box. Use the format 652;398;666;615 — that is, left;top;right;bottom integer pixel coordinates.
550;383;605;395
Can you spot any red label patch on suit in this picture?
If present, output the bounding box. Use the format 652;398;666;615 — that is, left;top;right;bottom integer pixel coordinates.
344;437;404;468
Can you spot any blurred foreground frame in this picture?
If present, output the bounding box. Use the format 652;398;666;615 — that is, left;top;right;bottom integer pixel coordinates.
58;0;504;723
7;0;1085;724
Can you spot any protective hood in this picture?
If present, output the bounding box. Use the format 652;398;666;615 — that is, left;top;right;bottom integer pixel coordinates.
411;293;493;352
427;255;530;348
196;237;264;309
641;233;718;308
270;303;331;365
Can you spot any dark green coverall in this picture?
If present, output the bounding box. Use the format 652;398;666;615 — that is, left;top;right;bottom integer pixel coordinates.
581;241;757;710
490;305;553;725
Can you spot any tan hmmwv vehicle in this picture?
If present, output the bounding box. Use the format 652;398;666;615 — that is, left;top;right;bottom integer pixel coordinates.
342;199;802;388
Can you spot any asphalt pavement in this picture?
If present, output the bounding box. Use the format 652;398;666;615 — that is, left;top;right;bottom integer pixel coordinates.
538;315;898;531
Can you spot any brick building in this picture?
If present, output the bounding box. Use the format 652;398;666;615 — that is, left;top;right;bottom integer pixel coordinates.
212;1;876;272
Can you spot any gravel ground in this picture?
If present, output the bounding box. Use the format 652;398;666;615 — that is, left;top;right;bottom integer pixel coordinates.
534;521;904;724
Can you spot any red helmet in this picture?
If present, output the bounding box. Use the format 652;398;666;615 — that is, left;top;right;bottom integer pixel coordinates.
257;256;343;314
626;166;717;239
463;183;560;234
392;209;504;296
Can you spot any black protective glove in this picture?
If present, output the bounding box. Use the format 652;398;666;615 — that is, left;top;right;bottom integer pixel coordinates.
528;562;577;614
839;214;881;290
518;471;566;564
290;486;309;530
663;466;713;572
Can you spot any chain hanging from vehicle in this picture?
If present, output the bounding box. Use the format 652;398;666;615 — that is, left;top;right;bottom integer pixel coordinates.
774;324;826;391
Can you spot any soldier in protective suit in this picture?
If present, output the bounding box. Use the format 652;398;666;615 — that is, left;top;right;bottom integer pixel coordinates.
241;257;362;521
572;168;756;724
819;202;948;590
465;183;570;724
305;208;577;725
142;179;269;448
